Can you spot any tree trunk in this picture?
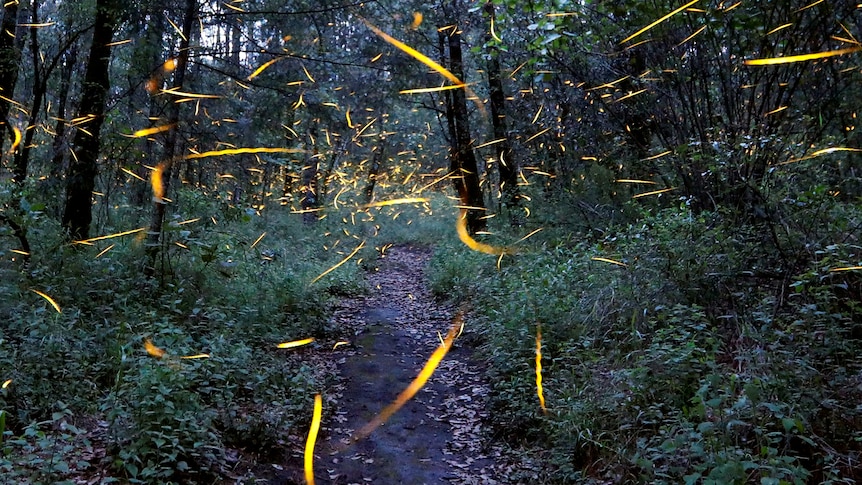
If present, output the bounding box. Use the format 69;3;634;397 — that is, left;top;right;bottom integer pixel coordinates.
440;8;486;234
13;0;45;184
146;0;196;273
300;128;319;223
0;1;21;155
319;136;347;205
483;1;521;226
48;45;77;217
61;0;119;241
363;143;385;204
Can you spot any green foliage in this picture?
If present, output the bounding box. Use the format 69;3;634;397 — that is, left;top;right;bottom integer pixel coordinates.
0;194;371;482
431;194;862;483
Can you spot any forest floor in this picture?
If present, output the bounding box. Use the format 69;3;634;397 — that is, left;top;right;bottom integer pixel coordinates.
261;245;535;484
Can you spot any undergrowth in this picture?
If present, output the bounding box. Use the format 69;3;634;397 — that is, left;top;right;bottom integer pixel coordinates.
0;187;445;483
429;189;862;484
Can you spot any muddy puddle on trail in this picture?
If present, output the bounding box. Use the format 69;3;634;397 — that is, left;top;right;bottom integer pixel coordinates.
315;245;505;484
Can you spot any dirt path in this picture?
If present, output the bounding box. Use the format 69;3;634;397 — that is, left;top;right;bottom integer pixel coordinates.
316;245;506;484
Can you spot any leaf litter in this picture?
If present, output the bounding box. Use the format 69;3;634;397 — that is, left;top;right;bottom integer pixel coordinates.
310;245;533;484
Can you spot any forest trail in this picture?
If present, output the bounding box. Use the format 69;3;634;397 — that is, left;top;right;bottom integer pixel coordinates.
315;245;509;484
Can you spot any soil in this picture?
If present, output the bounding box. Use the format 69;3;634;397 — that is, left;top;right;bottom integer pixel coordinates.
316;245;502;485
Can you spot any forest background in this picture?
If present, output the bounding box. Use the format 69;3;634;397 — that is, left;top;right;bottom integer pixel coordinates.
0;0;860;483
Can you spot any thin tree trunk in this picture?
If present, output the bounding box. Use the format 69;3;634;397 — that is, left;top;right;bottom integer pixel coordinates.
62;0;119;241
300;128;319;224
484;1;521;226
48;45;77;217
441;15;486;234
13;0;45;184
146;0;196;273
363;143;385;204
319;136;347;205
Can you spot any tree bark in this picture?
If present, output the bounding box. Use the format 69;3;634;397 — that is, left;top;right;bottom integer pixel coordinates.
363;143;385;204
146;0;197;273
13;0;45;184
300;128;320;223
483;1;521;226
440;8;486;234
62;0;120;241
48;45;77;217
0;1;21;155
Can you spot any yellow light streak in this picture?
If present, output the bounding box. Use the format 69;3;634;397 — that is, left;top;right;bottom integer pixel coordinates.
95;244;115;258
591;256;628;267
525;128;551;143
676;25;706;47
612;89;647;103
490;16;502;43
370;53;383;62
151;163;166;201
362;197;428;208
31;289;61;313
535;326;546;413
250;232;266;249
362;19;480;104
474;138;507;149
10;249;29;256
399;84;467;94
621;0;700;44
767;23;793;35
302;64;316;83
643;150;672;161
311;240;365;285
304;394;322;485
616;179;657;184
144;338;166;359
19;22;56;28
351;317;460;443
353;118;377;140
184;147;304;160
745;47;862;66
456;209;513;256
830;266;862;272
180;354;210;359
1;379;10;389
106;38;132;47
132;124;174;137
333;341;349;350
417;171;457;193
277;338;315;349
780;147;862;165
73;227;147;245
9;126;21;152
165;14;187;41
515;227;544;244
531;104;543;124
121;167;146;181
632;187;676;198
222;1;245;13
248;57;285;80
795;0;824;13
160;87;220;99
765;106;788;116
